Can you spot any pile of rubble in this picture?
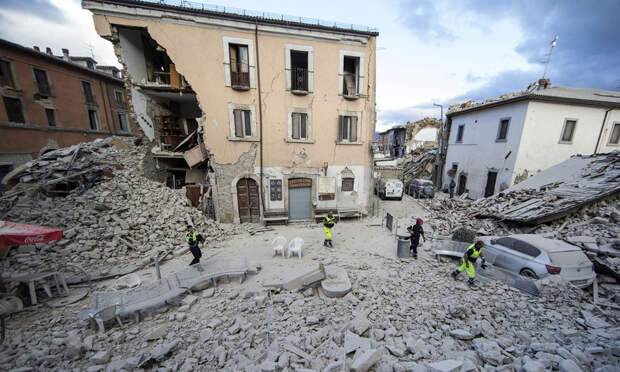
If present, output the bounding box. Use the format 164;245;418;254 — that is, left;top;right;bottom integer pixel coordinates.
400;145;437;182
1;247;617;371
0;137;237;279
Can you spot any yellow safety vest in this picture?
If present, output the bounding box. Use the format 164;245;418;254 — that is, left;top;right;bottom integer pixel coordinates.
466;244;481;259
186;232;197;244
323;216;335;228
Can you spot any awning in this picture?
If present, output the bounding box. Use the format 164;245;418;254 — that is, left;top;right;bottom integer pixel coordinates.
0;221;63;246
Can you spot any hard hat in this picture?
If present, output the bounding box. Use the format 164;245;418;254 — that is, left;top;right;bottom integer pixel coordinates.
416;218;423;224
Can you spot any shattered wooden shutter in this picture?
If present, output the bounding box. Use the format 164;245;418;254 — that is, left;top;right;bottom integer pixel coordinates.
234;109;243;137
34;69;51;96
338;115;343;142
350;116;358;142
243;110;252;136
229;45;238;73
292;113;300;139
300;113;307;139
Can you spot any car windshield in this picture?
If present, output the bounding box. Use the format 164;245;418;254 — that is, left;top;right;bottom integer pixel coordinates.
548;250;588;266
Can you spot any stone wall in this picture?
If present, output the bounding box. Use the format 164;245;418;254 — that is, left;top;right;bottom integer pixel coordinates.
211;144;258;223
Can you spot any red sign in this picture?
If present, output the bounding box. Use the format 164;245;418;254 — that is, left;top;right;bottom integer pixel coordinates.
0;221;63;246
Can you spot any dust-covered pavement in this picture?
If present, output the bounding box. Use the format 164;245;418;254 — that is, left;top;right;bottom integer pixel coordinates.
2;193;618;371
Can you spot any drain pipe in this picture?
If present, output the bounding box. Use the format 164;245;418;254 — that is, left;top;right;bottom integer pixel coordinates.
255;21;266;213
594;108;613;154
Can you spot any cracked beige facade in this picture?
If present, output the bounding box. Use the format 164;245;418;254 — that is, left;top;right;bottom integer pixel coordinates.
83;0;378;223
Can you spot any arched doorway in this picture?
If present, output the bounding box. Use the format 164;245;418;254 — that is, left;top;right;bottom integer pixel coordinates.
237;178;260;223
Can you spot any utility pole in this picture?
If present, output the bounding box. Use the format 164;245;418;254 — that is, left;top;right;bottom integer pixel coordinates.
432;103;444;187
542;35;558;80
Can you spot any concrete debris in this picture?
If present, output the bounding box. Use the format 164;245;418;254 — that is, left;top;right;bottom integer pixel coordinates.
320;265;352;298
264;263;326;291
350;348;381;372
0;137;238;281
427;359;464;372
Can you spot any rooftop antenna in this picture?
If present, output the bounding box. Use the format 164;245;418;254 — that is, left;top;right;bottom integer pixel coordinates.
541;35;558;79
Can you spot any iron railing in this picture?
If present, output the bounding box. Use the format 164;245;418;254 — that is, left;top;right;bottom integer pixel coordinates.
291;67;308;91
137;0;379;34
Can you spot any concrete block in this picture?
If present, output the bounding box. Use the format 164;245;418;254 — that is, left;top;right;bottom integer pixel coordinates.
90;350;111;364
345;330;371;354
145;326;167;341
350;310;372;336
321;265;352;298
427;359;463;372
350;348;381;372
264;263;326;291
449;329;475;340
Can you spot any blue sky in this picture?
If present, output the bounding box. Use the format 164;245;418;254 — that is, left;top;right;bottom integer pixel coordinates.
1;0;618;132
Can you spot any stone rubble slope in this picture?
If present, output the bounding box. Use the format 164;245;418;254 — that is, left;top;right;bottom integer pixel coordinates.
0;249;618;371
0;137;238;278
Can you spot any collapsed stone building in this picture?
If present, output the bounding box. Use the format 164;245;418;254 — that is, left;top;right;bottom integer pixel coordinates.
83;0;378;224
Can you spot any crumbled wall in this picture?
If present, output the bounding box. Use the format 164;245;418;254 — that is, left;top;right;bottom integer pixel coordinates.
211;144;258;223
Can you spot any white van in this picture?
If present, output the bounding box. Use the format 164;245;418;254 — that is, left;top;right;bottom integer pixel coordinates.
375;178;403;200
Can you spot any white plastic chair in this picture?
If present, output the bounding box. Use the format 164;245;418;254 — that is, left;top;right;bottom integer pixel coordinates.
287;237;304;259
272;236;287;257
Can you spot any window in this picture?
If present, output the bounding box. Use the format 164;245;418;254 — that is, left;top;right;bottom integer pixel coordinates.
292;112;308;140
339;51;365;97
338;115;358;142
86;61;94;69
343;56;360;96
342;177;354;192
497;118;510;141
290;50;308;91
81;81;95;104
270;179;282;201
233;109;252;137
286;44;313;93
513;240;542;257
560;119;576;143
114;90;126;108
229;43;249;89
456;125;464;142
118;112;128;131
496;237;516;248
0;60;15;88
45;108;55;126
87;109;98;130
33;68;51;97
608;123;620;145
3;96;25;123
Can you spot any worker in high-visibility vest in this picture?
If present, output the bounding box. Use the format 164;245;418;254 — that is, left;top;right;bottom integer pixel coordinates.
322;211;336;248
451;241;486;286
186;225;204;266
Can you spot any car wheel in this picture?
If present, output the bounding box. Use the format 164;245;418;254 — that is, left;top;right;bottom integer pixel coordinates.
398;197;402;201
520;268;538;279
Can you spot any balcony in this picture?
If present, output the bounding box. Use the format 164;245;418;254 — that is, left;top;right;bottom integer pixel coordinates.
343;72;359;99
291;67;308;95
231;62;250;91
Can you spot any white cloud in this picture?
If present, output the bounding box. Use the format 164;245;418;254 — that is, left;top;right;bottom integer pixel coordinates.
0;0;118;66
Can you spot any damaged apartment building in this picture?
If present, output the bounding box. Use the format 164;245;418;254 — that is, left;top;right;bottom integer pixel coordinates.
83;0;378;223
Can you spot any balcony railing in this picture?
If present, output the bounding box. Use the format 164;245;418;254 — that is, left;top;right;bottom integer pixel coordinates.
343;72;358;96
231;62;250;89
291;67;308;92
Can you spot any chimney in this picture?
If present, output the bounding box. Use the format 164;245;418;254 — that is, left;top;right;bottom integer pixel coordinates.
45;47;53;55
62;48;70;61
33;46;40;52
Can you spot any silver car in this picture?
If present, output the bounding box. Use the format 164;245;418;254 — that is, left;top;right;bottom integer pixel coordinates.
480;234;595;288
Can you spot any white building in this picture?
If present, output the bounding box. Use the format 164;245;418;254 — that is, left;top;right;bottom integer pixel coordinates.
441;85;620;199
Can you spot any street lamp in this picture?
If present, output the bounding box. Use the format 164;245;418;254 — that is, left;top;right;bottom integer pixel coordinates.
432;103;443;122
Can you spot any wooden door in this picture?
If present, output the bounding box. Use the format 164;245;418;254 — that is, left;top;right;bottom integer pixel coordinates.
484;171;498;197
237;178;260;223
